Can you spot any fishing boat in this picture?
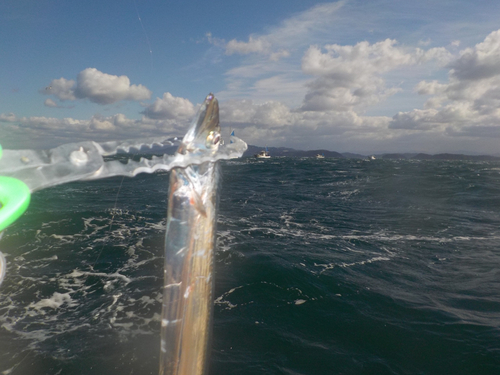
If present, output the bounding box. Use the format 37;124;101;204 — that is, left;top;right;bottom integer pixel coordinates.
255;146;271;159
316;154;325;159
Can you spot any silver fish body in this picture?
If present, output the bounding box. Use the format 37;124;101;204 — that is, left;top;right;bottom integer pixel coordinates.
160;94;221;375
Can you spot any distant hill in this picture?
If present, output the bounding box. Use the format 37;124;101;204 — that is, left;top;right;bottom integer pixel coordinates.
243;146;500;161
244;145;343;158
341;152;366;159
375;153;500;161
410;153;500;161
377;153;419;160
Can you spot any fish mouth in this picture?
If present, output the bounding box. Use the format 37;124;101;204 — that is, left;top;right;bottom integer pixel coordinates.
179;93;221;155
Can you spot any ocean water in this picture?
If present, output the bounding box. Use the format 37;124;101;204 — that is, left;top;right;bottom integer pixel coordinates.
1;157;500;374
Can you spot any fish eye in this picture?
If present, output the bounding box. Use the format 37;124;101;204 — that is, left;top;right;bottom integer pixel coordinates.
206;131;221;148
213;133;221;145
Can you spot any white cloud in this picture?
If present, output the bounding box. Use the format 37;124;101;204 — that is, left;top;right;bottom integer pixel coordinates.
390;109;443;130
269;2;345;48
298;39;456;113
299;40;411;112
9;1;500;155
0;113;17;122
1;114;87;131
0;112;185;141
43;77;77;101
217;24;500;152
224;36;291;63
423;96;446;110
43;68;152;105
220;99;292;128
390;29;500;138
205;0;346;101
75;68;151;104
217;97;394;151
448;29;500;81
205;32;225;48
208;3;353;110
214;25;500;152
1;90;204;148
142;92;196;120
226;36;272;56
222;2;343;62
415;47;454;65
414;80;447;95
44;98;58;107
213;0;455;112
270;49;291;62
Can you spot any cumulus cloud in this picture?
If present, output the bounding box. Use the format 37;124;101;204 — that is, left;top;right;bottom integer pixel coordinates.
208;2;349;106
0;113;17;122
0;114;87;131
390;29;500;138
75;68;151;104
141;92;196;120
298;39;455;113
414;80;447;95
299;40;410;111
44;98;59;108
220;99;293;128
3;90;207;148
216;97;394;151
0;112;150;134
195;4;500;153
43;68;152;105
43;77;77;101
301;39;458;111
216;29;482;151
0;111;191;149
448;30;500;81
390;109;445;130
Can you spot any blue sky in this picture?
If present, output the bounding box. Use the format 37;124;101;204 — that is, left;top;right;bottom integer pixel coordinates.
2;0;500;154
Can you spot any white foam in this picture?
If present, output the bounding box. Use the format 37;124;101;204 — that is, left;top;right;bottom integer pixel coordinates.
314;255;391;273
214;285;244;310
30;292;76;311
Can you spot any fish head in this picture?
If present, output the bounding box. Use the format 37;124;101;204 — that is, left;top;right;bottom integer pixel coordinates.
178;93;221;155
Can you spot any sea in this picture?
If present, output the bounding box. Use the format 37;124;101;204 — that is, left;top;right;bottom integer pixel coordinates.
1;156;499;375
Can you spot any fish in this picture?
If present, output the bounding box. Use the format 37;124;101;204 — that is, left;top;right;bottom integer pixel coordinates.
159;93;222;375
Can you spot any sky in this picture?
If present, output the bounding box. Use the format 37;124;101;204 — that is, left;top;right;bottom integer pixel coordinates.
2;0;500;154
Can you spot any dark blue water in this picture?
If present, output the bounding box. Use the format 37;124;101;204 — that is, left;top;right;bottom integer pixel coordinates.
1;157;500;374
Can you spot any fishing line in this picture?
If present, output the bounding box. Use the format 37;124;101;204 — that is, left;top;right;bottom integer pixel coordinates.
132;0;154;69
4;350;30;374
91;176;125;270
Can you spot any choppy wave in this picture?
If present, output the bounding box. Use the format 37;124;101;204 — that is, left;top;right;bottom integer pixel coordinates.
2;158;500;374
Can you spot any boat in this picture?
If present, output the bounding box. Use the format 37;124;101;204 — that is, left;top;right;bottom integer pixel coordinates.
255;150;271;158
255;146;271;159
316;154;325;159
